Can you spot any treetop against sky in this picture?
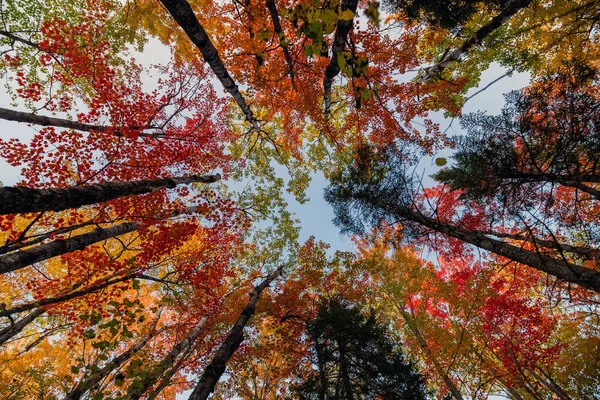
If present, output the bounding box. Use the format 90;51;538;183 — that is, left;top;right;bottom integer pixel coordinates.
0;0;599;399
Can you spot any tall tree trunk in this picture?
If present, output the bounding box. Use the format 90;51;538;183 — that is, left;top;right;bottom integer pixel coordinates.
0;274;133;318
420;0;531;81
188;266;284;400
0;223;138;275
147;353;189;399
337;341;355;400
322;0;359;117
396;306;465;400
314;341;328;400
125;316;209;400
496;376;525;400
0;221;96;255
0;308;46;346
265;0;295;87
65;313;165;400
388;204;600;292
479;230;600;260
529;368;573;400
0;174;220;215
0;107;151;136
562;182;600;200
159;0;258;129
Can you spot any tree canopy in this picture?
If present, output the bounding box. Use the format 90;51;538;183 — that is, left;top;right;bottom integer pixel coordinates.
0;0;599;399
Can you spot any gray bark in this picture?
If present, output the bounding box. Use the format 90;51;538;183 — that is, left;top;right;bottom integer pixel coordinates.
420;0;532;81
0;308;46;346
65;316;165;400
323;0;359;117
188;266;284;400
0;223;138;275
0;275;132;317
159;0;259;129
125;316;209;400
388;204;600;292
0;106;149;136
0;174;220;215
265;0;296;87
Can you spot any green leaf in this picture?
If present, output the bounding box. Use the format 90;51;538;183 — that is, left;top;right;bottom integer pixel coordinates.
83;329;96;339
364;2;380;28
256;30;271;41
336;53;347;71
435;157;447;166
304;44;314;57
321;8;338;33
123;298;135;308
92;340;109;350
71;366;80;374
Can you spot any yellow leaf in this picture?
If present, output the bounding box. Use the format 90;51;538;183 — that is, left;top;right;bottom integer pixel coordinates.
339;9;355;21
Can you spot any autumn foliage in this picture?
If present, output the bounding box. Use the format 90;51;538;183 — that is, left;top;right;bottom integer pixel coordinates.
0;0;599;399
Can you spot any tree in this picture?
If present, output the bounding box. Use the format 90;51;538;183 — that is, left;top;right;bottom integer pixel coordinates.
435;67;600;201
295;298;430;400
2;0;600;397
324;144;600;292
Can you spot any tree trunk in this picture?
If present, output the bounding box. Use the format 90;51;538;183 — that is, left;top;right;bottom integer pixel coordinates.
392;205;600;292
265;0;295;87
0;174;220;215
0;221;96;255
397;306;465;400
479;230;600;260
0;308;45;346
188;266;284;400
0;106;150;136
66;315;165;400
529;368;573;400
323;0;359;117
0;223;138;275
496;376;525;400
420;0;531;81
125;316;209;400
0;274;132;318
159;0;258;129
337;341;355;400
314;341;328;400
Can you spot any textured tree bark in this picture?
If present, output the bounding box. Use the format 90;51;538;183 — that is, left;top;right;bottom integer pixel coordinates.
159;0;259;129
265;0;296;87
0;221;95;255
322;0;359;117
125;316;209;400
0;308;46;346
0;106;148;135
397;307;465;400
0;174;220;215
388;205;600;292
65;315;165;400
0;223;138;275
479;230;600;260
561;182;600;200
420;0;531;81
529;368;573;400
0;275;132;317
188;266;284;400
496;376;526;400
